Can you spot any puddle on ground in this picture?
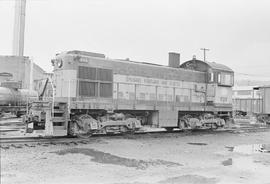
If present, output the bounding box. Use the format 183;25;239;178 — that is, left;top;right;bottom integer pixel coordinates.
187;142;208;146
223;144;270;170
222;157;270;174
222;158;233;166
114;175;218;184
115;174;218;184
54;148;182;169
225;146;234;151
228;144;270;154
158;175;218;184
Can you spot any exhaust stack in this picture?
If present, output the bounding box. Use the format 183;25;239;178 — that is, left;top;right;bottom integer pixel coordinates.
168;52;180;68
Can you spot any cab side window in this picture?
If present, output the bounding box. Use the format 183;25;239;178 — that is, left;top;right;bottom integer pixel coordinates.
217;72;233;86
208;72;214;83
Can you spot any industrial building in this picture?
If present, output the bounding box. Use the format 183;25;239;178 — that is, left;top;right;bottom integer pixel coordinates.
0;55;46;89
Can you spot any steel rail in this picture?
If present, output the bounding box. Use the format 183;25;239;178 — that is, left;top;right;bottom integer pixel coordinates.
1;127;269;145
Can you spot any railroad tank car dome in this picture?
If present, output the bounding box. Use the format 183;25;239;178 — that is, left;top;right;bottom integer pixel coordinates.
180;59;233;73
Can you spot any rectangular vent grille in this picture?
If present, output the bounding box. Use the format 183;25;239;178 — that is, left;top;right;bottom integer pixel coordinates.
78;66;96;80
98;68;113;81
78;66;113;97
78;81;97;97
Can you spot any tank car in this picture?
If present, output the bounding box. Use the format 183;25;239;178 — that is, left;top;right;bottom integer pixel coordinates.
0;86;38;117
24;50;234;137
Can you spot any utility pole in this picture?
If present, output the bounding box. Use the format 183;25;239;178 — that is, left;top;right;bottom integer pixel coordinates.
200;48;210;62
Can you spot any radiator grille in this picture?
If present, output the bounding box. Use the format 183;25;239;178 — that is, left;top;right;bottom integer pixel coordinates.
98;68;113;81
78;81;97;97
78;66;96;80
78;66;113;98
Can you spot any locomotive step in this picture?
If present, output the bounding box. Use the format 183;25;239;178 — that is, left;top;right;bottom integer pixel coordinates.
53;109;65;114
52;117;66;123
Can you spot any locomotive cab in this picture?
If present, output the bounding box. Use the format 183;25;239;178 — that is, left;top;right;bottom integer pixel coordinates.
180;58;234;119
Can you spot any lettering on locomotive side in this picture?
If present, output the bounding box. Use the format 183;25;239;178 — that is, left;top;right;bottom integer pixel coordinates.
220;97;228;102
126;76;142;83
144;78;159;85
118;75;184;88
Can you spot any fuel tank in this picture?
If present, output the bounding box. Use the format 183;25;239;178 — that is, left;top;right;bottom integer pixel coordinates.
0;87;38;106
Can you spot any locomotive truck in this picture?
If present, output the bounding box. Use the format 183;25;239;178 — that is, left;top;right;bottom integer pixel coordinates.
24;50;234;137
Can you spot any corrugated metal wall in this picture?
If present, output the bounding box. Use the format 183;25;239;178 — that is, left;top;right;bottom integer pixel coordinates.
233;98;263;114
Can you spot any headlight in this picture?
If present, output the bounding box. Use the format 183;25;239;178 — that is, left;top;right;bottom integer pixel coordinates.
56;59;63;68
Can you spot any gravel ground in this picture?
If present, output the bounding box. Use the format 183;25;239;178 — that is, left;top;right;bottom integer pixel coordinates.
1;130;270;184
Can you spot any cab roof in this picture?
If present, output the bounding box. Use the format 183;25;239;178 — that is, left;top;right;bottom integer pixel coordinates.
180;59;233;73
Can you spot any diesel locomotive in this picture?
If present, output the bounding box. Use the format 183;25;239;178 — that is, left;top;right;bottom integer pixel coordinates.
24;50;234;137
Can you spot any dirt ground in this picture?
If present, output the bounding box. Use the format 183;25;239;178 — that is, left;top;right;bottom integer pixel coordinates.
1;128;270;184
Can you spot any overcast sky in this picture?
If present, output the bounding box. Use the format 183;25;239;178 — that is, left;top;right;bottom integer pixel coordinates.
0;0;270;80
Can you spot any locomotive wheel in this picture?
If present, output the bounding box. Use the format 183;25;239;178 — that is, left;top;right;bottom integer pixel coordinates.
76;132;93;139
211;123;218;130
129;127;136;134
73;122;93;138
67;121;76;137
69;115;94;138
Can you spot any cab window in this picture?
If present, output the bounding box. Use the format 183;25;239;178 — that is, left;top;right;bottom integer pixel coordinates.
208;72;214;83
217;72;233;86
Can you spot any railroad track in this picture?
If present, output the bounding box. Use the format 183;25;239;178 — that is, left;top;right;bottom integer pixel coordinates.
0;129;216;145
0;135;104;149
1;126;270;148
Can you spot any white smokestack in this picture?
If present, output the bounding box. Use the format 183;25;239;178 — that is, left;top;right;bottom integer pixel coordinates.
12;0;26;56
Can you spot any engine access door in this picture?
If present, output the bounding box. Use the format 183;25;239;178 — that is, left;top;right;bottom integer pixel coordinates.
207;84;215;103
